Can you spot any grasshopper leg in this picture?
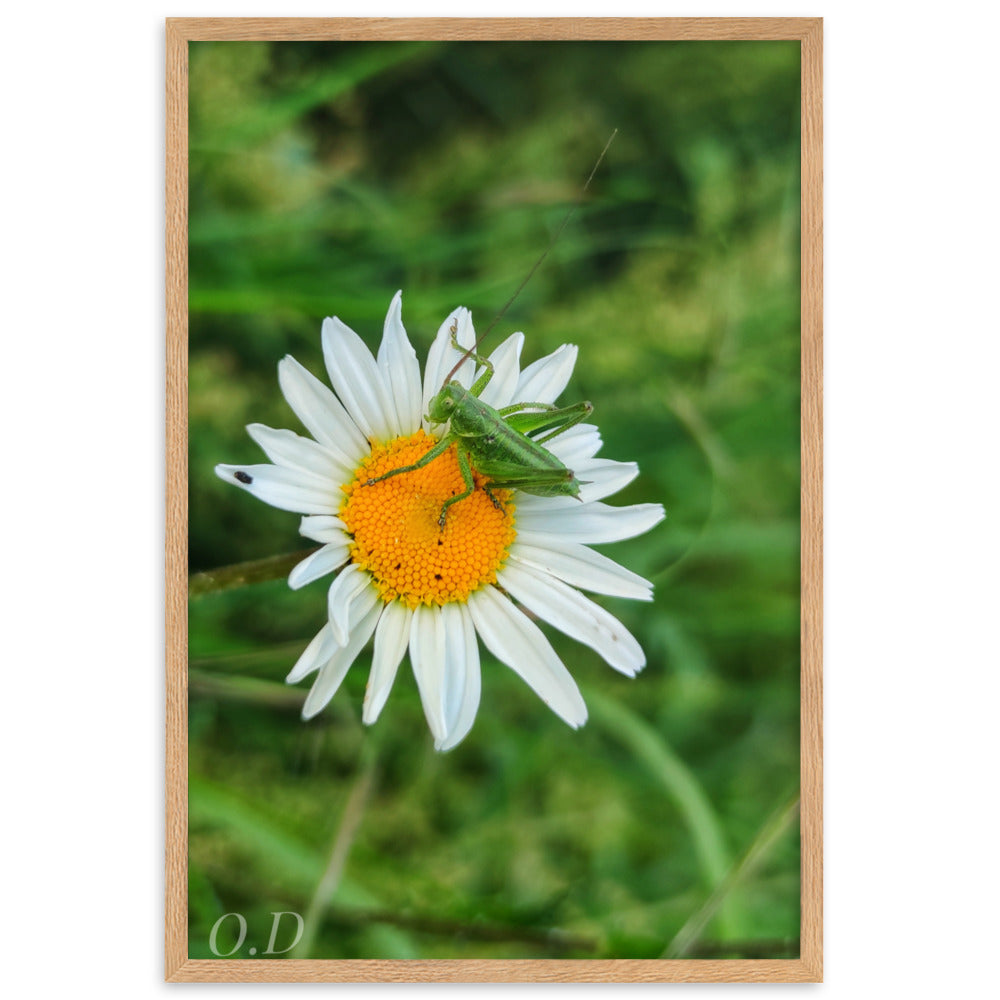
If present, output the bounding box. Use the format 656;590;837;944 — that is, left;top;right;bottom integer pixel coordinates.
503;400;594;442
450;330;495;396
437;445;476;528
484;484;507;512
364;435;453;486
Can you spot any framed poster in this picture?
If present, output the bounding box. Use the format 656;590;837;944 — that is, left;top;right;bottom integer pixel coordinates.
167;17;822;982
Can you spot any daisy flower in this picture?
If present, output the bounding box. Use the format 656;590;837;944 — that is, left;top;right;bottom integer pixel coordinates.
215;292;664;751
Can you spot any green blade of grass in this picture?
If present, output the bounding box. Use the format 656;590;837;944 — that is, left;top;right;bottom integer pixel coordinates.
663;793;800;958
189;774;417;958
582;685;741;937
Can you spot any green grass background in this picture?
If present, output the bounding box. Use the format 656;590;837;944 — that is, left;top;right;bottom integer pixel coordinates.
187;39;801;960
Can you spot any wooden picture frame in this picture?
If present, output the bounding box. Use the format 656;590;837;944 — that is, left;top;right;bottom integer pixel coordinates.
167;16;822;983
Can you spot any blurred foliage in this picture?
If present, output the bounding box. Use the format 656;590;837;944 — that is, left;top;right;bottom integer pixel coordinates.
187;39;801;961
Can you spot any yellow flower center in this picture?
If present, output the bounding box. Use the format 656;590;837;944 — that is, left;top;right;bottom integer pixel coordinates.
340;430;516;609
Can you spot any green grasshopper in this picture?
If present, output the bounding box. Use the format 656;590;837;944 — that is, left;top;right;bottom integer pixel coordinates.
364;325;594;527
363;131;616;527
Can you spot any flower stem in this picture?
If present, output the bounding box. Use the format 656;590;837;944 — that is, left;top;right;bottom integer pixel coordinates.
188;548;319;598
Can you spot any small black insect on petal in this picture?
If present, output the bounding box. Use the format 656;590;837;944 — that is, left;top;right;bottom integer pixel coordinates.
234;471;253;484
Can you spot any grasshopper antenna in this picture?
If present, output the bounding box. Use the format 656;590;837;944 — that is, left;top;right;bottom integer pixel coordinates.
443;129;618;384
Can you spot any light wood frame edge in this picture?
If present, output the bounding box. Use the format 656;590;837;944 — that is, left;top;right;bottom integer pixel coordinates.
165;13;189;985
165;16;822;983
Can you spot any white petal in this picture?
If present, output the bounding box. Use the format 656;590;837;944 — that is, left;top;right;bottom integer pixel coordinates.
467;586;587;729
287;623;337;684
477;332;523;409
438;602;469;743
515;502;666;544
377;291;423;433
423;308;463;404
322;316;397;441
301;601;382;720
436;603;481;752
509;541;653;602
363;600;411;725
409;604;447;742
246;423;353;484
327;563;376;646
299;515;349;545
448;308;479;390
514;343;578;404
287;543;350;590
499;561;645;676
277;356;367;464
214;463;339;514
515;459;639;509
546;424;603;465
423;307;477;428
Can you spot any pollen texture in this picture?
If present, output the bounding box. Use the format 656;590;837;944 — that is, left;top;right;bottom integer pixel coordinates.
340;430;516;609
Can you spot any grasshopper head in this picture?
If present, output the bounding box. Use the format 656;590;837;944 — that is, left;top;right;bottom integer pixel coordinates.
426;381;465;424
